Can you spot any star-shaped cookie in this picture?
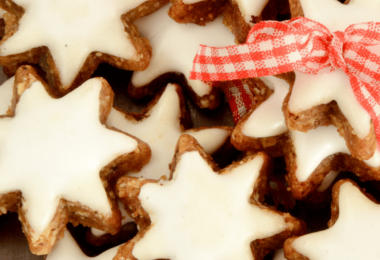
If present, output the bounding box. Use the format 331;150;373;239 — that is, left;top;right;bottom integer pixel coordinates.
285;179;380;260
0;0;167;94
232;74;294;157
107;83;232;180
47;230;120;260
0;66;150;255
231;73;380;201
114;134;305;260
285;125;380;200
283;0;380;160
128;4;236;109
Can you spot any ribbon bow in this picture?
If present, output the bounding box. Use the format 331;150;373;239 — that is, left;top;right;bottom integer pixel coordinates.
190;17;380;146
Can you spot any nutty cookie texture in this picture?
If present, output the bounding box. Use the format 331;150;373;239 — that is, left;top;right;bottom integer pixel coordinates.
114;135;305;260
168;0;227;26
0;0;168;94
0;66;150;255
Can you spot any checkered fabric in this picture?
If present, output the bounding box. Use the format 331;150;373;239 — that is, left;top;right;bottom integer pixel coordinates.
215;80;254;124
190;17;380;146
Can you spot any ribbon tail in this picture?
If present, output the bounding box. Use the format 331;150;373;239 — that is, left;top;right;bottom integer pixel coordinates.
219;80;254;124
190;41;304;82
190;17;334;82
349;75;380;148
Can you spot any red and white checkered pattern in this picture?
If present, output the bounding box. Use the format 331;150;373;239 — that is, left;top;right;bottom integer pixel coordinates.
190;17;380;146
220;80;254;123
203;80;254;124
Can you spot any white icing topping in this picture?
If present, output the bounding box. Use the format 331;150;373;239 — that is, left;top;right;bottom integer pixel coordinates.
300;0;380;32
291;0;380;139
236;0;269;24
91;200;134;237
289;69;371;139
0;78;138;237
131;5;235;97
292;125;380;183
291;125;350;182
273;249;286;260
317;170;339;192
46;230;120;260
106;84;230;180
1;0;147;89
0;76;14;116
133;152;287;260
293;181;380;260
242;76;289;138
186;128;230;155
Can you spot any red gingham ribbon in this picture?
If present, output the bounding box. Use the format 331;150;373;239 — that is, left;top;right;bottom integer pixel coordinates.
209;80;255;123
190;17;380;145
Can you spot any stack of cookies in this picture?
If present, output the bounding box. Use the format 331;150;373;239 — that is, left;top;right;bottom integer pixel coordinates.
0;0;379;260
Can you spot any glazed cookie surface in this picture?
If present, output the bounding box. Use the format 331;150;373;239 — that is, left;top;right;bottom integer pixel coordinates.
0;66;151;255
284;0;379;160
108;83;232;180
232;73;294;157
285;125;380;200
129;4;236;109
285;179;380;260
114;135;305;260
0;0;167;94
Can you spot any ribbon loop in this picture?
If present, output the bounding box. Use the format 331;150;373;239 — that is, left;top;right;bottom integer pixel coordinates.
190;17;380;147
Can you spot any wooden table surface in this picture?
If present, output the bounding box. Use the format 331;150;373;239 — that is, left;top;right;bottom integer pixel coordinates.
2;64;380;259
